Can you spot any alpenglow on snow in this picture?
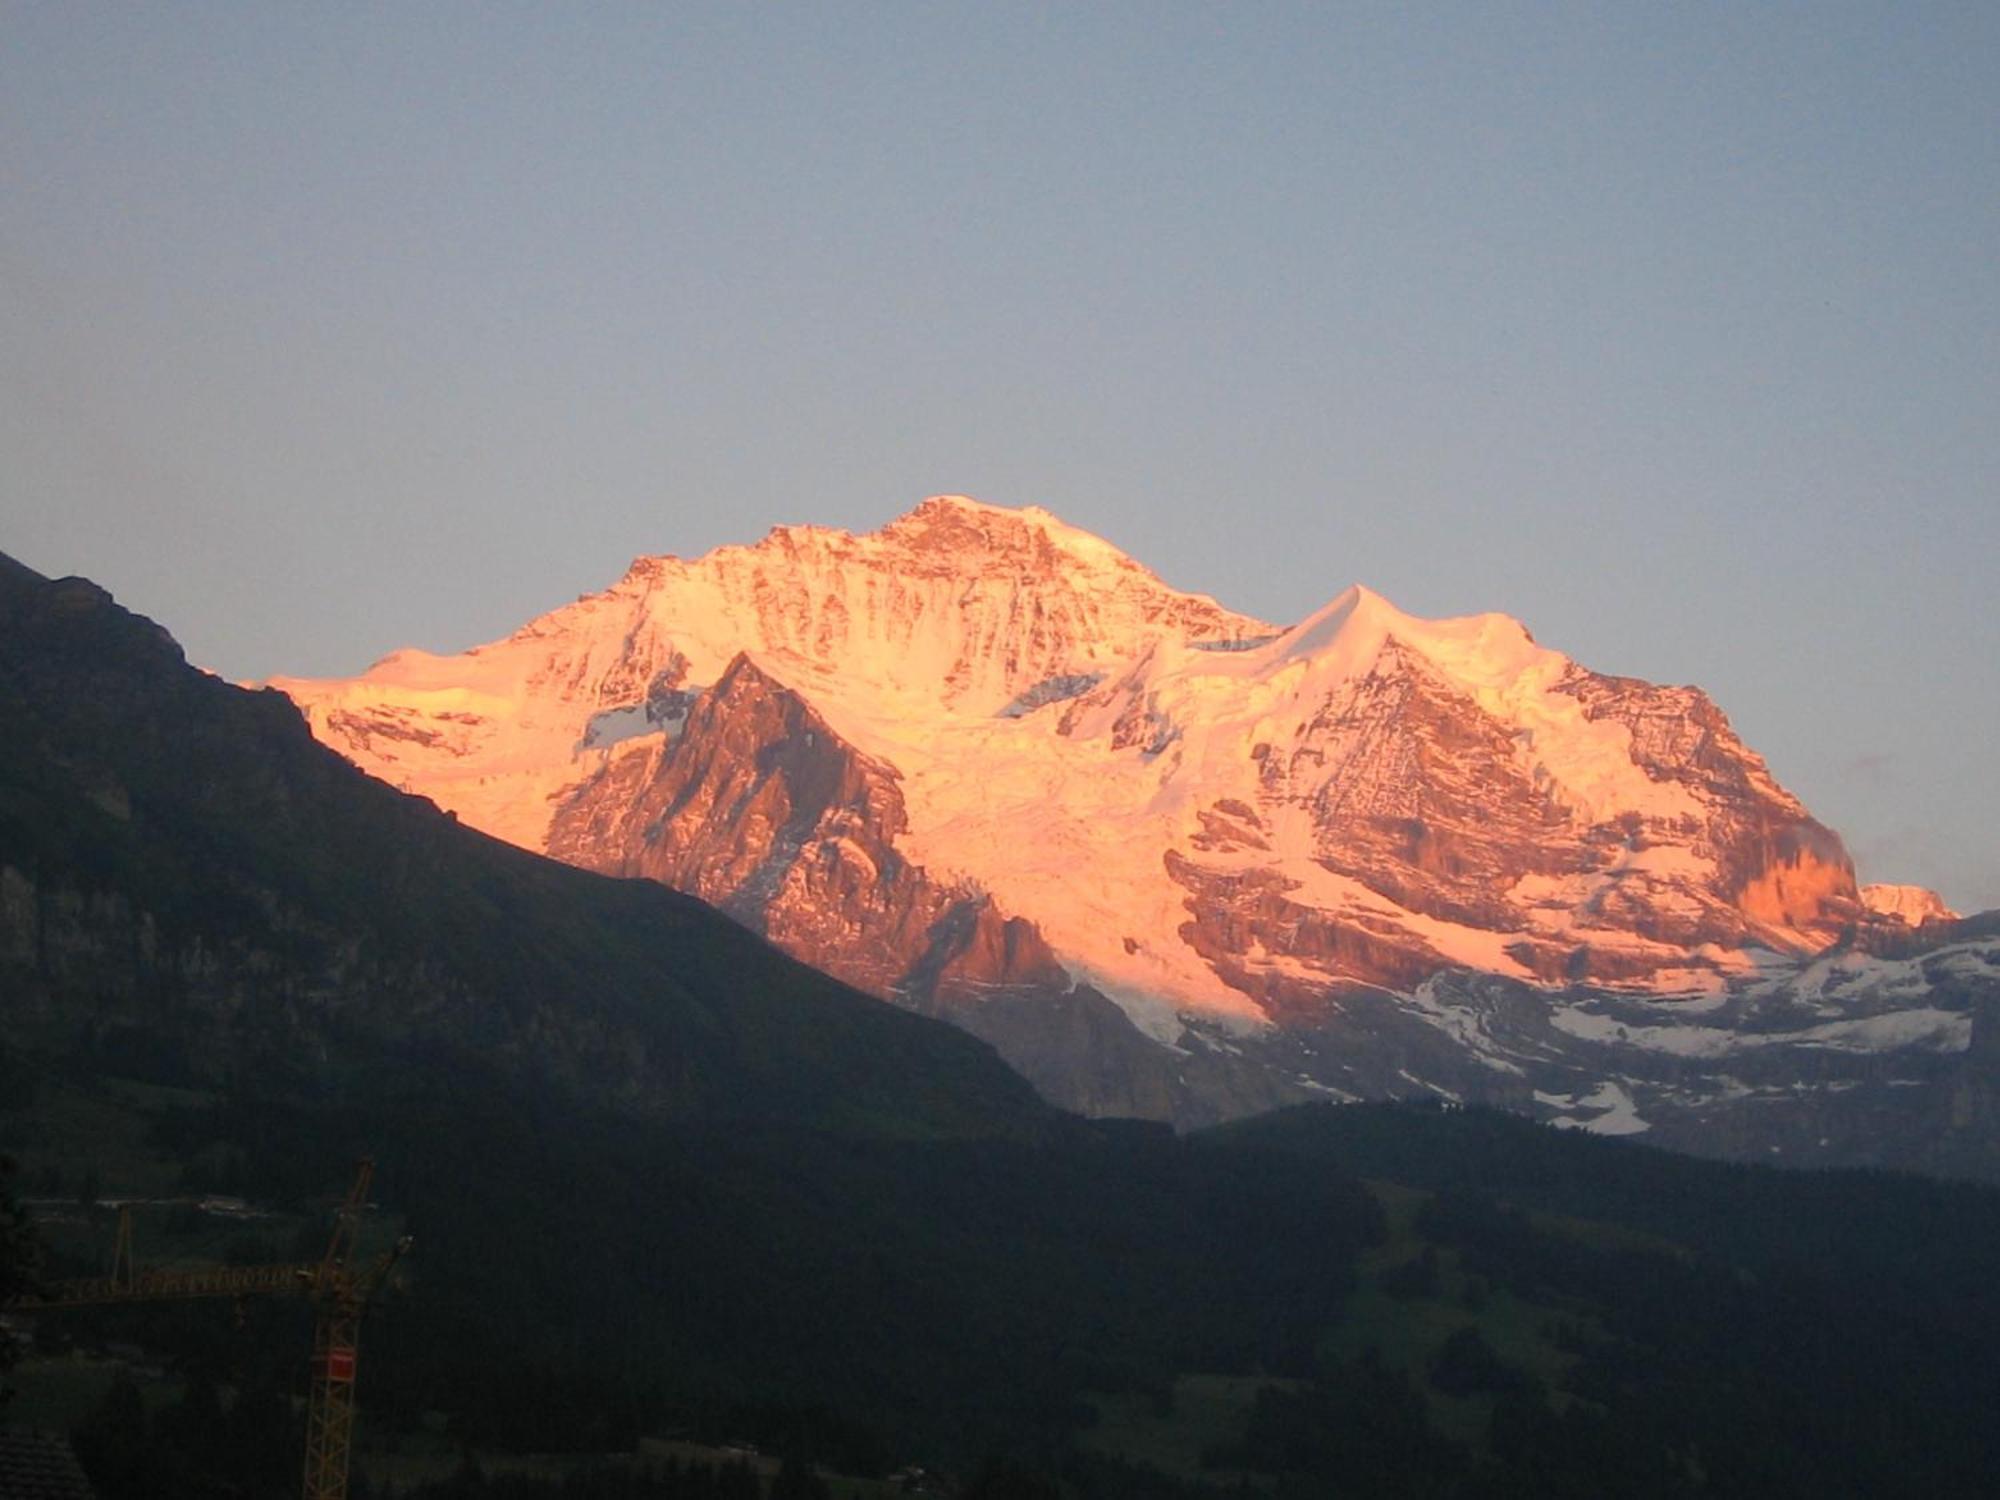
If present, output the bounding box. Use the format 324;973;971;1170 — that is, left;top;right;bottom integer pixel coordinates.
267;497;1994;1172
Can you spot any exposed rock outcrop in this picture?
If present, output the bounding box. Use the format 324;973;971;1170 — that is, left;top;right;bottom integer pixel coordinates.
266;498;1986;1157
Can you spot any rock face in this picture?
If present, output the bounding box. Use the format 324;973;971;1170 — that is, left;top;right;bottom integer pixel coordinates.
546;652;1068;1014
267;497;1996;1169
0;551;1053;1142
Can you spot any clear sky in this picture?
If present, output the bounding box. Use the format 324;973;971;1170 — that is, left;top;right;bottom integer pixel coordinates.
3;5;1995;911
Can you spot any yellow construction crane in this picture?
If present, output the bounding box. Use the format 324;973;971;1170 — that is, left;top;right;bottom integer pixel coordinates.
13;1158;409;1500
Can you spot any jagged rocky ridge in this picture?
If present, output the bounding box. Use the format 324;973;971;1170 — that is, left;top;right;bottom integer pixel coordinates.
267;498;2000;1172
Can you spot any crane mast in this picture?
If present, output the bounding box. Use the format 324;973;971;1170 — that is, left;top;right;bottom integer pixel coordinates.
301;1158;396;1500
10;1159;408;1500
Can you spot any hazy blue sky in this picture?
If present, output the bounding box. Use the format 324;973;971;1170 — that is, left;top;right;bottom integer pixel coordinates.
3;5;1994;910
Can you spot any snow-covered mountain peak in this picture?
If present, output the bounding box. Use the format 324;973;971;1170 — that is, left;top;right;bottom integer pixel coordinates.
1862;884;1960;926
268;496;1905;1044
1267;585;1546;691
1272;584;1392;663
1104;582;1686;833
242;498;1991;1154
884;491;1077;540
600;495;1266;647
876;494;1162;578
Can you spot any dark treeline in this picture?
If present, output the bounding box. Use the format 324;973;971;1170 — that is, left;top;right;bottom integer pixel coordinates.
21;1080;2000;1496
10;1045;1385;1485
233;1074;1380;1461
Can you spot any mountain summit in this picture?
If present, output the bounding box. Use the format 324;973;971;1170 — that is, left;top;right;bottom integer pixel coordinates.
267;498;1998;1165
266;497;1871;1004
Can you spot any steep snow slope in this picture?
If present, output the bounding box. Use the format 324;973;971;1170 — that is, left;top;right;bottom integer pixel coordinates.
261;497;2000;1162
268;497;1264;852
1863;883;1961;926
269;496;1921;1046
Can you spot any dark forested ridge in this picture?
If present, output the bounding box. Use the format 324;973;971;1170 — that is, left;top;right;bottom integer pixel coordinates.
6;556;2000;1498
1207;1103;2000;1496
0;555;1050;1142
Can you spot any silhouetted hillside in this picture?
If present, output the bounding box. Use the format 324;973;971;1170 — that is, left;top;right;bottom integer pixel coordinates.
7;556;2000;1498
